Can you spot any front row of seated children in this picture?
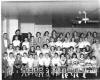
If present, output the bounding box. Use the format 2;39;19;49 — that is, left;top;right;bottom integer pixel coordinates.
2;51;98;79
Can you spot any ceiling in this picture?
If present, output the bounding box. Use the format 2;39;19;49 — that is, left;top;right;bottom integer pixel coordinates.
2;0;100;17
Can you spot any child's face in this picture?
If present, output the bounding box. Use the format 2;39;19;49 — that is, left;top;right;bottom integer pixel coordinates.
31;47;34;50
37;33;41;37
45;54;49;58
55;54;58;58
80;55;84;58
73;55;76;58
16;47;19;50
4;53;8;57
23;54;27;57
87;56;90;59
44;45;48;49
57;47;61;50
25;38;28;41
83;49;86;52
62;49;66;53
9;54;13;58
72;38;74;42
61;55;64;58
36;47;40;50
57;38;60;41
70;48;74;51
23;46;26;50
51;47;54;50
15;36;18;40
34;55;38;59
9;45;13;49
51;38;54;42
29;55;33;58
46;39;49;43
4;34;7;38
39;54;43;58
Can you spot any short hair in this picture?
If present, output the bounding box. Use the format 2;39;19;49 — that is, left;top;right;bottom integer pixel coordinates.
44;31;49;36
43;44;48;48
36;32;41;37
72;53;77;58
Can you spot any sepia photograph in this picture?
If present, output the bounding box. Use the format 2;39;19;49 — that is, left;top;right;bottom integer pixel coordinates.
1;0;100;80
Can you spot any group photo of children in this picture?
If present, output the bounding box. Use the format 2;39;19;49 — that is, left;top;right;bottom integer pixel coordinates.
2;29;100;79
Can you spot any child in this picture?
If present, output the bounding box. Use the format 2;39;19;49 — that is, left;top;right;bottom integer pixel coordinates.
84;56;92;78
44;53;51;77
49;37;55;47
28;46;35;55
7;52;15;76
38;53;45;77
70;38;77;49
7;44;14;56
51;53;61;76
56;46;62;56
22;38;30;50
43;31;50;43
35;46;42;56
30;36;37;47
12;35;20;47
60;54;66;78
68;47;75;57
21;45;28;56
21;53;28;76
27;54;34;75
79;54;86;78
38;53;45;66
62;37;70;48
33;54;39;77
41;44;50;56
50;46;56;58
55;37;63;48
2;52;8;78
14;46;21;56
71;53;79;78
14;53;22;75
91;56;98;76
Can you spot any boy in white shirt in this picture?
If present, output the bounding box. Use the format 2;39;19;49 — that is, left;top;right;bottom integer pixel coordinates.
21;53;28;76
12;36;20;47
51;53;61;76
38;53;45;77
27;54;34;75
22;38;30;50
7;52;15;76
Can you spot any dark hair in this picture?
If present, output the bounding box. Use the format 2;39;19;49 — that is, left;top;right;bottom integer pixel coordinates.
36;32;41;37
44;31;49;36
43;44;48;48
9;52;13;55
60;53;65;58
72;53;77;58
36;45;40;48
65;32;70;38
